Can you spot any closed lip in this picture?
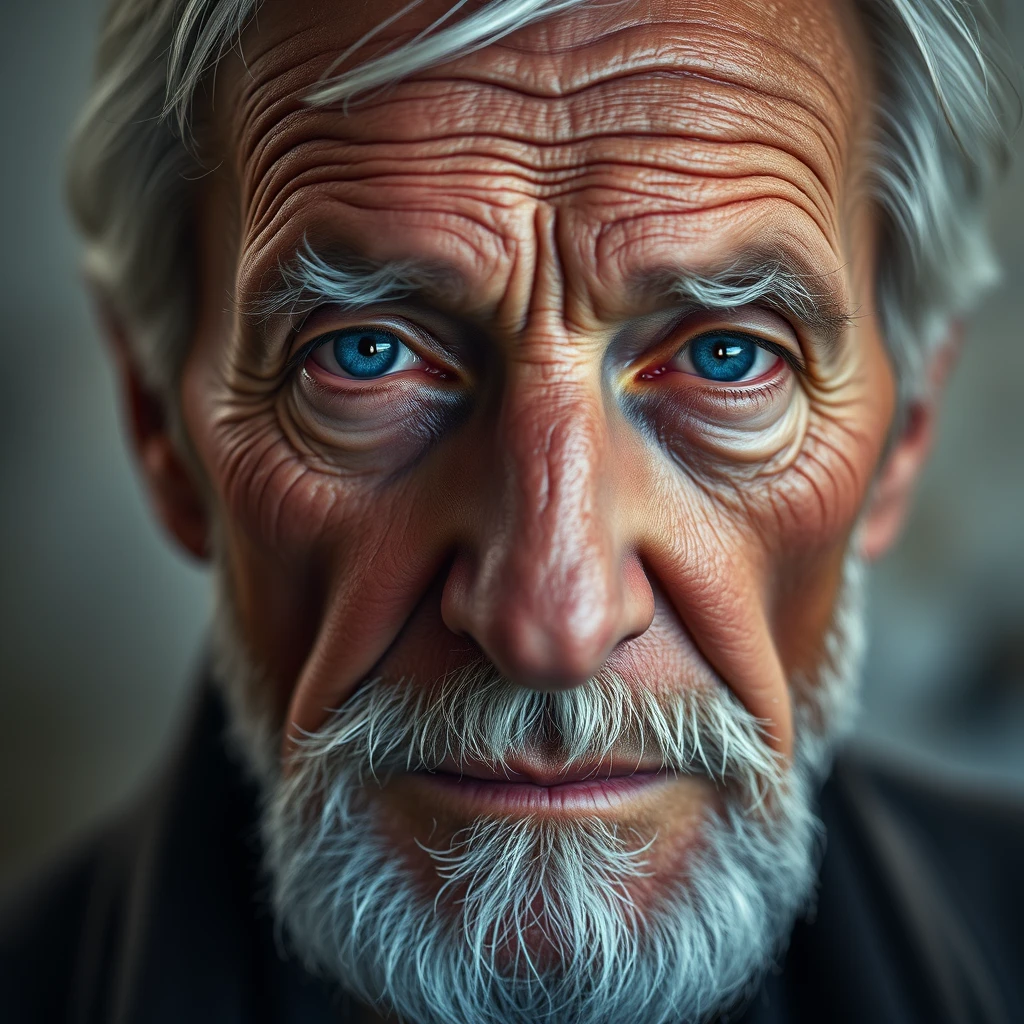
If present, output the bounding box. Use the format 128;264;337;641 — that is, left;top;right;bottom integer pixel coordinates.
427;754;666;786
409;755;673;814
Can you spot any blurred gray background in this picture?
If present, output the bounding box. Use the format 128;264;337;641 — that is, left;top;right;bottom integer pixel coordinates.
2;0;1022;887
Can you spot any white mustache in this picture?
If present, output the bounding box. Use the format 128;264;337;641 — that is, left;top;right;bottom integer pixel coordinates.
288;659;784;800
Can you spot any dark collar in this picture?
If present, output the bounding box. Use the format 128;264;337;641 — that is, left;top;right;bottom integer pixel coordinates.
69;682;351;1024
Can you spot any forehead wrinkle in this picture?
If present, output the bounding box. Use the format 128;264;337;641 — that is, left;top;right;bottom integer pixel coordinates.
221;2;863;204
362;74;844;180
231;1;861;110
245;125;839;199
416;4;862;117
304;75;835;148
233;57;849;189
238;101;841;228
438;34;854;141
236;98;843;254
222;15;855;238
240;144;840;292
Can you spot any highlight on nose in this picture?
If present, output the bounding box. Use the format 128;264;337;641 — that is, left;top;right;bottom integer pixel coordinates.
441;548;655;691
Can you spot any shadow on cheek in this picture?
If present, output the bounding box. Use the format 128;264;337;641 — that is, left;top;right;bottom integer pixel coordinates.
287;378;473;478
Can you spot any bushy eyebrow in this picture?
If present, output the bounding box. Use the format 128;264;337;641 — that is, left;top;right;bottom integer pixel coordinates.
245;240;855;352
636;255;855;351
243;239;457;323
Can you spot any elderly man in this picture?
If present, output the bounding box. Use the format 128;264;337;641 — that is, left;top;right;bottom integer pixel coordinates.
3;0;1022;1021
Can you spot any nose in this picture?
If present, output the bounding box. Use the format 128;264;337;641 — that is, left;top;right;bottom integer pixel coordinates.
441;374;654;690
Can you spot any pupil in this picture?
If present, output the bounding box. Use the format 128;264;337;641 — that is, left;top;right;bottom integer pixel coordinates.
358;335;379;357
690;333;758;382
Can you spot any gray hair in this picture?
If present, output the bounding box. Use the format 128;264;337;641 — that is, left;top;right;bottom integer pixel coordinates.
68;0;1016;409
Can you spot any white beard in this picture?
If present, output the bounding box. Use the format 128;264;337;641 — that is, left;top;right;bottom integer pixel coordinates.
211;552;866;1024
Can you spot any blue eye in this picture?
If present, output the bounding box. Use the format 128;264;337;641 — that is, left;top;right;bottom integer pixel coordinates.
332;328;400;378
680;332;776;383
308;326;424;380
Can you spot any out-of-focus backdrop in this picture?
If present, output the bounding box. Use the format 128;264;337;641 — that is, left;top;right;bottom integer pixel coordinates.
1;0;1022;888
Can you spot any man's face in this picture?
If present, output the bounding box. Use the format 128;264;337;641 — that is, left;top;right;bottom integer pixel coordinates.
179;0;891;1012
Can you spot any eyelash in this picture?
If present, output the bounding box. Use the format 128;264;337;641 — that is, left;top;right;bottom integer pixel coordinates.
712;374;792;408
288;324;806;386
754;338;806;377
288;333;333;376
637;335;803;383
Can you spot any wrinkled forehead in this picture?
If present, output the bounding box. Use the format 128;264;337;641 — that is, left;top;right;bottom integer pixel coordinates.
219;0;870;175
213;0;872;313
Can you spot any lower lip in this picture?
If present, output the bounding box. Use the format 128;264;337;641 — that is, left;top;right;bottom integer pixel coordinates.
409;770;672;814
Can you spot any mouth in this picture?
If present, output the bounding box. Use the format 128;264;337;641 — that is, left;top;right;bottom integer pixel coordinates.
408;756;677;814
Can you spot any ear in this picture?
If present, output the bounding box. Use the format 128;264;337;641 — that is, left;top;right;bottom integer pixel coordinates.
98;298;210;561
859;324;962;561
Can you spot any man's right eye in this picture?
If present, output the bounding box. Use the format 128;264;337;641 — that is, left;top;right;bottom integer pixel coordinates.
307;327;425;380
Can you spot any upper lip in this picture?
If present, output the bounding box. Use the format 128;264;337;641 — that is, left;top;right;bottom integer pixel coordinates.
426;755;664;787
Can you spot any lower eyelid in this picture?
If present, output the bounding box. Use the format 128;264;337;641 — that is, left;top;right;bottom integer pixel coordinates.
646;345;783;385
301;361;454;398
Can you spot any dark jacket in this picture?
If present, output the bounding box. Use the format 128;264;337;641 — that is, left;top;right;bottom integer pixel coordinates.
3;683;1023;1024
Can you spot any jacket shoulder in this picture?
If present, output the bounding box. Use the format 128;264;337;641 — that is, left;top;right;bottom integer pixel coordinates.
843;749;1024;899
836;748;1024;1019
0;821;130;1023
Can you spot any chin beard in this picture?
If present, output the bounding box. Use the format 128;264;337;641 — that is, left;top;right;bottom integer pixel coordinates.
210;551;866;1024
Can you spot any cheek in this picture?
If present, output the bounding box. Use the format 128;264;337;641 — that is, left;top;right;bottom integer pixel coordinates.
283;369;471;477
222;530;328;705
180;289;489;710
758;342;894;676
191;400;474;697
638;326;892;682
637;377;810;478
184;344;455;562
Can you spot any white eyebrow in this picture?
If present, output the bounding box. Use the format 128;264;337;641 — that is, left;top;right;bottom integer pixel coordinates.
246;239;448;322
248;240;854;349
643;256;855;349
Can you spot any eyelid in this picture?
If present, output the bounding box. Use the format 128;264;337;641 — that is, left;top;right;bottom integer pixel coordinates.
309;327;427;383
683;330;805;378
287;315;434;378
664;311;808;379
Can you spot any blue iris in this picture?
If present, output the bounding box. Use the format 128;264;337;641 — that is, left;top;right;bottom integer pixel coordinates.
332;328;401;378
688;333;758;382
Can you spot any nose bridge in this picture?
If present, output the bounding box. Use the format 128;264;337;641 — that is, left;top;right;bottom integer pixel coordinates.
442;365;653;689
501;373;608;611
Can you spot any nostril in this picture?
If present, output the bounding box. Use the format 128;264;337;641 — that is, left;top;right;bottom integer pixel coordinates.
480;609;616;692
439;549;478;639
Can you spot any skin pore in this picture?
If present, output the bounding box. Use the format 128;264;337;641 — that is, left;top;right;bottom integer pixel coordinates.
139;0;903;921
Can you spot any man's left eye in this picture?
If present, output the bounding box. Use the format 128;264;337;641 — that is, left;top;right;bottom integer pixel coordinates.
673;332;780;383
307;327;424;380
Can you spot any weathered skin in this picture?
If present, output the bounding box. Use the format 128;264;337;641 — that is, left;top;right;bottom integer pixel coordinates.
127;0;912;896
